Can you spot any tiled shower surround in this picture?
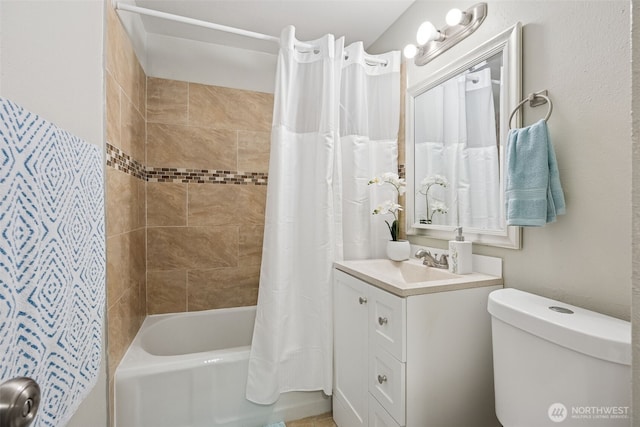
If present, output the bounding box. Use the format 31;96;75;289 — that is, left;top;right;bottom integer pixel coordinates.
144;77;273;314
105;5;273;422
105;74;272;421
107;76;274;316
105;4;146;421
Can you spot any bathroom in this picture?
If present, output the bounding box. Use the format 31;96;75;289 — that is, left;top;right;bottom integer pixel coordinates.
0;0;638;426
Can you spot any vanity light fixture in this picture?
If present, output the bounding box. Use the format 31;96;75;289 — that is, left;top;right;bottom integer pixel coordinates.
404;3;488;65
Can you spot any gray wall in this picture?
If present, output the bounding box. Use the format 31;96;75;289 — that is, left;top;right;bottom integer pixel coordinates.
632;0;639;423
372;0;632;321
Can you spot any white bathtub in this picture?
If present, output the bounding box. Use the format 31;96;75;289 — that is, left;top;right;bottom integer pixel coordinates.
115;306;331;427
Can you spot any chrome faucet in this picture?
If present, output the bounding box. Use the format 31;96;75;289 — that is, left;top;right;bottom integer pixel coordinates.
415;249;449;269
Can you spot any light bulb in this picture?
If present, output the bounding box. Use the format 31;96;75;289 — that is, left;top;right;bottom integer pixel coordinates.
446;9;463;26
446;8;469;26
416;21;440;45
403;44;418;59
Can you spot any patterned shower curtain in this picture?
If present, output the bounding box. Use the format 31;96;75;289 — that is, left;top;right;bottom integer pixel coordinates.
0;98;105;426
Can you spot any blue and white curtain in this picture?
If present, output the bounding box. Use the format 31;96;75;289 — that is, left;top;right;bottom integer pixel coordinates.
0;98;105;426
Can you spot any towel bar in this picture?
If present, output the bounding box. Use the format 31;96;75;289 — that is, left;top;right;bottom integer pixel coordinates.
508;90;553;129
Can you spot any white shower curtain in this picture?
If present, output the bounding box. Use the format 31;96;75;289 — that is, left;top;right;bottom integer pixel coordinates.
415;76;466;226
340;42;401;259
414;68;498;229
463;68;500;229
246;26;400;404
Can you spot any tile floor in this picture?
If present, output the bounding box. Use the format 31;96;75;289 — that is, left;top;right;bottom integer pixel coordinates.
287;412;337;427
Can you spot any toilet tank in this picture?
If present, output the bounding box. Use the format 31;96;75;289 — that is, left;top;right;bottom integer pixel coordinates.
488;288;631;427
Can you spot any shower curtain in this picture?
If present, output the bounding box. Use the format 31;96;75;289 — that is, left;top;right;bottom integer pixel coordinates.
246;26;400;404
340;42;400;259
463;68;500;229
414;68;499;229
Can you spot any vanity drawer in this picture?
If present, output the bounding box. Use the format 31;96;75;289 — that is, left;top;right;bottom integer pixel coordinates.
369;394;403;427
369;348;406;425
369;285;406;362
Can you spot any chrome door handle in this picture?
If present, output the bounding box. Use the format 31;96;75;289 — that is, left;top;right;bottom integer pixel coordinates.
0;377;40;427
377;374;387;384
378;316;388;326
359;297;367;305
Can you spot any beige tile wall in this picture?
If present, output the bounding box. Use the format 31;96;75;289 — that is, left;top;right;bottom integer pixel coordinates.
145;77;273;314
105;11;273;420
105;5;147;423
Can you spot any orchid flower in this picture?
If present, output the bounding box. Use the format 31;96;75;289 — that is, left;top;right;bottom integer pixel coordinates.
418;175;449;224
368;171;406;241
369;172;406;195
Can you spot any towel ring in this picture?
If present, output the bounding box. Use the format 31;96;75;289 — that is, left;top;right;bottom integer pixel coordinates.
508;91;553;130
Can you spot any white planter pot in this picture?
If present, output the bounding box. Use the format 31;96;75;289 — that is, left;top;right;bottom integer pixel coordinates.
386;240;410;261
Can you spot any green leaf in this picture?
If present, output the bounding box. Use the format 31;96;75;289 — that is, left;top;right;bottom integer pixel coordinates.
390;219;399;241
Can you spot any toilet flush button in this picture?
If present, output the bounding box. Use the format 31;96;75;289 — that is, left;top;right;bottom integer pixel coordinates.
549;306;574;314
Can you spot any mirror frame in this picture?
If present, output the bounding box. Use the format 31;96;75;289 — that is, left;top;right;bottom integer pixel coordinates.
406;23;522;249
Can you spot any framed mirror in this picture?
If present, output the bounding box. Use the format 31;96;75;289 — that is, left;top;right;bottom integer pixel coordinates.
406;23;522;249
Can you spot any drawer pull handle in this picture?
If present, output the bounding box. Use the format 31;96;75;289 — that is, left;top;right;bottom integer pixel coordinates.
359;297;367;305
377;374;387;384
378;316;388;326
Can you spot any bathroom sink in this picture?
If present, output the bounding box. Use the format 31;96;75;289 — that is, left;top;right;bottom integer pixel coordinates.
358;259;460;284
334;258;503;297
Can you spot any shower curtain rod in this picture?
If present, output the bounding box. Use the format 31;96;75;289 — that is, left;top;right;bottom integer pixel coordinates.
115;2;388;65
115;3;281;43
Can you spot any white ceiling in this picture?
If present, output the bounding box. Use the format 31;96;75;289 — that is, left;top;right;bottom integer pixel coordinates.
120;0;415;54
114;0;414;92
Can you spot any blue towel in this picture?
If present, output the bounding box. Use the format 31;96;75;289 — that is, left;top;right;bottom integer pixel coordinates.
263;423;286;427
505;119;566;226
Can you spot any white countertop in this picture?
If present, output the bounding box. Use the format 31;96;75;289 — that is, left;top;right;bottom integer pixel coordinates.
334;258;503;297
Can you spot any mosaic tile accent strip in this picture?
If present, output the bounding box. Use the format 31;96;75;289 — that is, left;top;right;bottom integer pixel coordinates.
106;143;146;180
107;142;397;186
147;168;268;185
106;142;268;185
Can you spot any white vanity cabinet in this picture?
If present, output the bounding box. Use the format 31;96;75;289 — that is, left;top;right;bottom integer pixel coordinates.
333;267;502;427
334;270;371;427
334;270;406;427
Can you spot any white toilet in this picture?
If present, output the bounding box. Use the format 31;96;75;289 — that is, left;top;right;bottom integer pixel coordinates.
488;288;631;427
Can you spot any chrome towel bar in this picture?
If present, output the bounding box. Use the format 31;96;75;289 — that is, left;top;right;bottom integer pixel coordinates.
508;90;553;129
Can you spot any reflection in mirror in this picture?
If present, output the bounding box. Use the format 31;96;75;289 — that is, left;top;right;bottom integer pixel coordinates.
414;52;502;229
406;23;522;248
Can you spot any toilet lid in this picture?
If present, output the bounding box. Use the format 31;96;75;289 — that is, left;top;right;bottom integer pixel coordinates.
488;288;631;366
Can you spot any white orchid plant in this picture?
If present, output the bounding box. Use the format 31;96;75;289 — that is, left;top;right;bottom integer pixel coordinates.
368;172;406;241
418;174;449;224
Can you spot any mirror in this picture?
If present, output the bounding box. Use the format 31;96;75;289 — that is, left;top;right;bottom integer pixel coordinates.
406;23;522;248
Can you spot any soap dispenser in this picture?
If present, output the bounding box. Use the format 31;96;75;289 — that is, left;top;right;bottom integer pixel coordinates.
449;227;472;274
